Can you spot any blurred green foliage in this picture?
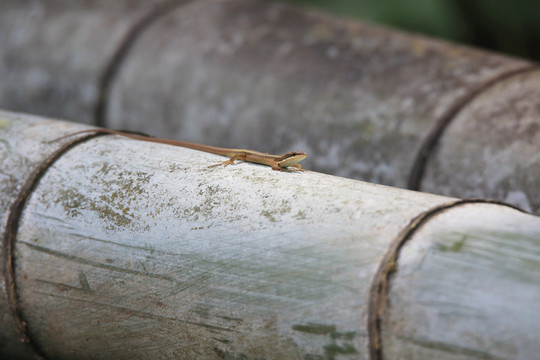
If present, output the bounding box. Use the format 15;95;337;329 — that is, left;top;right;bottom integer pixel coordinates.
285;0;540;61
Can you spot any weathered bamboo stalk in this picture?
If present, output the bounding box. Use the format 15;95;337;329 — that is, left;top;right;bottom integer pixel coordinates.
417;74;540;213
0;0;181;124
380;203;540;360
1;0;539;215
1;111;540;359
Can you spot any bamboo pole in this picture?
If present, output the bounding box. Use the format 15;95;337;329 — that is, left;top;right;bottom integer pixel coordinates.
0;0;180;124
100;0;537;191
418;73;540;213
1;0;539;214
381;203;540;360
1;111;540;359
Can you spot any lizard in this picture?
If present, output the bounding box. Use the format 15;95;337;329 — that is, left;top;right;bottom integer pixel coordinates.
50;128;307;172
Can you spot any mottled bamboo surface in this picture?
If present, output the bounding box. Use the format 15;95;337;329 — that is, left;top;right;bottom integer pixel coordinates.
1;112;539;359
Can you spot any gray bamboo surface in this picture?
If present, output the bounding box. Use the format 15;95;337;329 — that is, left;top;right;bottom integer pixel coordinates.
0;0;539;215
383;204;540;360
1;112;540;359
0;0;179;124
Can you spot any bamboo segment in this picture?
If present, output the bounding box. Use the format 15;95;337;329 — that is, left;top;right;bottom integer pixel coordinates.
420;71;540;214
2;112;540;359
0;0;176;124
382;203;540;360
0;111;91;359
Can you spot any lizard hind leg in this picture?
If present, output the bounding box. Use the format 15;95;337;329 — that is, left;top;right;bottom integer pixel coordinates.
208;155;238;168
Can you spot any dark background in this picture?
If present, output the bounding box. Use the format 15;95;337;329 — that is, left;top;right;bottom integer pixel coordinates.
286;0;540;62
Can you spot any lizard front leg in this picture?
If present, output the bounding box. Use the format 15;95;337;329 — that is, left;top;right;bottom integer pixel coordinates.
208;153;247;168
271;164;305;172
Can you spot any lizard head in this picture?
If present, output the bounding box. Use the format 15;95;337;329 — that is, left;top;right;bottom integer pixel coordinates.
277;151;307;167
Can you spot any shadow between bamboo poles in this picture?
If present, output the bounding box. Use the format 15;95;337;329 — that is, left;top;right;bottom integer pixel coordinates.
1;132;103;360
367;198;528;360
